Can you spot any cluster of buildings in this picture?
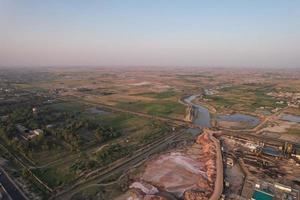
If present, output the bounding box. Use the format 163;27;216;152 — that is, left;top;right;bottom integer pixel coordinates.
222;134;300;200
203;84;232;96
246;180;299;200
204;88;217;96
267;92;300;108
15;124;43;141
226;156;299;200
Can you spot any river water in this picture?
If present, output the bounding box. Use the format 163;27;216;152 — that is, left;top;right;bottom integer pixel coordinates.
183;95;260;128
217;114;260;128
183;95;211;128
280;114;300;123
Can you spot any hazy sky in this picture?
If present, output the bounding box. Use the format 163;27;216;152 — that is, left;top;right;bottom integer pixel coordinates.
0;0;300;68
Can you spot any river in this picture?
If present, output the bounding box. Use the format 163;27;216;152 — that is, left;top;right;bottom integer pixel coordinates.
280;114;300;123
183;94;261;129
183;95;211;128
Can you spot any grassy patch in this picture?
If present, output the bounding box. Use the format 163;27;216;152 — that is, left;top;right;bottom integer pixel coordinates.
134;90;178;99
71;184;123;200
89;112;169;142
285;108;300;115
117;100;185;117
286;128;300;135
206;96;235;108
33;166;76;188
47;102;87;113
93;113;135;130
30;146;69;165
205;84;284;112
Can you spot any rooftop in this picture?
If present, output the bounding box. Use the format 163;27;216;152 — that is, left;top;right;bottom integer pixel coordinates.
252;190;273;200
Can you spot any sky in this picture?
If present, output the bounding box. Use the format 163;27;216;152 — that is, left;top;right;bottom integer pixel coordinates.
0;0;300;68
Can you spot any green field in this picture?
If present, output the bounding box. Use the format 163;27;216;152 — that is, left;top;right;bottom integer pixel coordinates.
71;183;123;200
286;128;300;135
33;166;77;188
133;90;178;99
25;101;172;189
205;84;286;112
47;102;88;113
117;100;185;118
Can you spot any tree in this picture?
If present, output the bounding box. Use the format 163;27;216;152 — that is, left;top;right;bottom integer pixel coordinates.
95;128;103;141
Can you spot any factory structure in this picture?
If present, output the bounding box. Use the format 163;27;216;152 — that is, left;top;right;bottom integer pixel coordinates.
221;133;300;200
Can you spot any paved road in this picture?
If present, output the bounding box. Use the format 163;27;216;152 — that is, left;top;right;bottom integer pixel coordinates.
0;168;27;200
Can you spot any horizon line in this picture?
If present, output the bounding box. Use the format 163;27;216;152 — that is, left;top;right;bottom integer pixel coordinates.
0;65;299;70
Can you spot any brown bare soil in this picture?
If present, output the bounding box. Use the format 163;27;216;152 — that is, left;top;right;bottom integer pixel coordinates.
118;133;218;200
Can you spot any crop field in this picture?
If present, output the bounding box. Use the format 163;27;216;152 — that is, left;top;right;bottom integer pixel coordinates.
204;84;286;113
132;90;178;99
117;100;185;118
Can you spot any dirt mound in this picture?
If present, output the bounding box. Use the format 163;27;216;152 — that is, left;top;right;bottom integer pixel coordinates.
184;189;210;200
130;181;159;195
121;187;168;200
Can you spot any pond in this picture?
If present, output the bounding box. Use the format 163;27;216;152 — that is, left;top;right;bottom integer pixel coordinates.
280;114;300;123
217;114;260;128
262;146;282;157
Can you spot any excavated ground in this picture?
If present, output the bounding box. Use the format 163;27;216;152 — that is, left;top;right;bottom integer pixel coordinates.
118;133;217;200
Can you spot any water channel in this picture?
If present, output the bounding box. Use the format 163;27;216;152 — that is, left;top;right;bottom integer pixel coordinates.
183;94;261;129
